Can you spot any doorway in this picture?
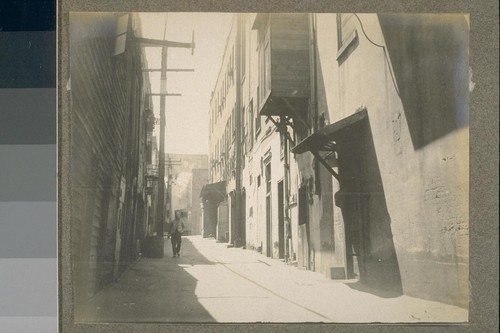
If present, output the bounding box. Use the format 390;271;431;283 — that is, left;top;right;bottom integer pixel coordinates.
265;162;272;257
240;189;246;247
298;185;310;269
337;123;370;281
277;180;285;259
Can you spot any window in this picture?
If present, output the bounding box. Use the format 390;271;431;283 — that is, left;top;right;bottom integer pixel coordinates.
265;163;271;195
337;13;358;59
242;104;246;147
113;14;129;56
264;39;271;95
241;16;246;79
232;107;236;141
248;100;254;150
255;89;261;136
280;132;284;160
232;46;235;84
298;185;309;225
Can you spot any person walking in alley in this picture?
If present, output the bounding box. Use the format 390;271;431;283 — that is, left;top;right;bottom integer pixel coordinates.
170;211;185;257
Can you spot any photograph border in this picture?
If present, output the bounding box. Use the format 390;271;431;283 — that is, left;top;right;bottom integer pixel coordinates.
58;0;499;332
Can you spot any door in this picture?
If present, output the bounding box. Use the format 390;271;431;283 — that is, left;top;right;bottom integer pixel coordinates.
337;125;370;281
298;185;310;269
278;180;285;259
265;163;272;257
240;189;246;247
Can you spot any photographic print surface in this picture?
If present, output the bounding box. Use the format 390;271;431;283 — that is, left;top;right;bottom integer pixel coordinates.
68;12;469;323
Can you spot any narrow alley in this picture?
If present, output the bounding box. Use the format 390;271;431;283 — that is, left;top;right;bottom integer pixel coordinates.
66;12;470;325
78;236;467;323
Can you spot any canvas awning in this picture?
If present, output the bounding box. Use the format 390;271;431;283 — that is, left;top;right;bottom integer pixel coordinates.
291;108;368;180
292;108;368;154
199;181;226;201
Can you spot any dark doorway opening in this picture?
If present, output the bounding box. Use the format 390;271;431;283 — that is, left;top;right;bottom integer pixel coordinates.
336;117;403;296
230;191;236;244
240;188;247;247
298;185;310;270
265;162;272;257
277;180;285;259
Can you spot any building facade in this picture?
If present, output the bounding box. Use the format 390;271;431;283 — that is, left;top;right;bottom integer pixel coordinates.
203;18;243;243
69;13;155;317
191;168;209;235
164;153;208;234
208;13;469;308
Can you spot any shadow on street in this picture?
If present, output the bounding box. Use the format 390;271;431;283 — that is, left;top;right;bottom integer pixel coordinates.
77;236;216;323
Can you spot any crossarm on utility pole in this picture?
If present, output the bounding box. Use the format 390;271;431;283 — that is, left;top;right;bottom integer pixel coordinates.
148;93;182;97
143;68;195;72
134;37;194;49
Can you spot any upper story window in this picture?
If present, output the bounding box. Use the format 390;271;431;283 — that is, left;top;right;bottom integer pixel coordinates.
255;96;261;137
113;14;129;56
336;13;359;60
248;100;254;150
232;107;236;141
258;22;271;106
265;162;271;195
241;16;247;80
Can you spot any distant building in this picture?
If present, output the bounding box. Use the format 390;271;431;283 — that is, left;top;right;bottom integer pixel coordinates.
203;19;242;243
191;168;209;235
165;153;208;234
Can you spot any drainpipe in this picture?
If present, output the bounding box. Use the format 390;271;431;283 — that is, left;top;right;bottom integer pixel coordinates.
234;14;243;246
308;13;318;271
309;14;318;133
282;119;291;262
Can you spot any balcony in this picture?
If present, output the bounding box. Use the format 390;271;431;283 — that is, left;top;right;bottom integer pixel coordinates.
252;13;310;120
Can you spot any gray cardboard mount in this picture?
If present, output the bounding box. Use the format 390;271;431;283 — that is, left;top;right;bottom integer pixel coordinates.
58;0;499;332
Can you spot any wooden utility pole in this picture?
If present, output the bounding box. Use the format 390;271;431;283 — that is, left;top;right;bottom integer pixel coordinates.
138;31;194;258
155;45;168;240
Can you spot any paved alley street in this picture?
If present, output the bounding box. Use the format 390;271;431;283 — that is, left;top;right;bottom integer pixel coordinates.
79;236;467;323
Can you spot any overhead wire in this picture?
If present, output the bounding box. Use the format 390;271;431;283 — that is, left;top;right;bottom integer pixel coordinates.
352;13;401;98
162;13;168;40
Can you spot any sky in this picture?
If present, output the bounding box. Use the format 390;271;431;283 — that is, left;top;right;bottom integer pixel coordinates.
138;13;233;155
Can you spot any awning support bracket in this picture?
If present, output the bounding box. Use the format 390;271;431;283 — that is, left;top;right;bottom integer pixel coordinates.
311;150;339;181
282;97;309;130
267;116;295;146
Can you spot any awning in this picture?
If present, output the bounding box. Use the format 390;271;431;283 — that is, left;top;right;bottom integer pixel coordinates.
290;108;368;181
199;181;226;200
291;108;368;154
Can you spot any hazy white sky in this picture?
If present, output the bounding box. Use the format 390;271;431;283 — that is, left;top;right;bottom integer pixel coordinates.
138;13;233;155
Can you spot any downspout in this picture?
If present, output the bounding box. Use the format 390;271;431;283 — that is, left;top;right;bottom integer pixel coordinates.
307;13;318;270
234;13;243;246
282;118;291;261
309;14;318;134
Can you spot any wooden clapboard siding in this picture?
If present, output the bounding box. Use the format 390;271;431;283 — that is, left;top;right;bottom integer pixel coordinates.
270;14;310;99
257;13;311;117
271;49;310;97
256;14;310;108
70;12;147;309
